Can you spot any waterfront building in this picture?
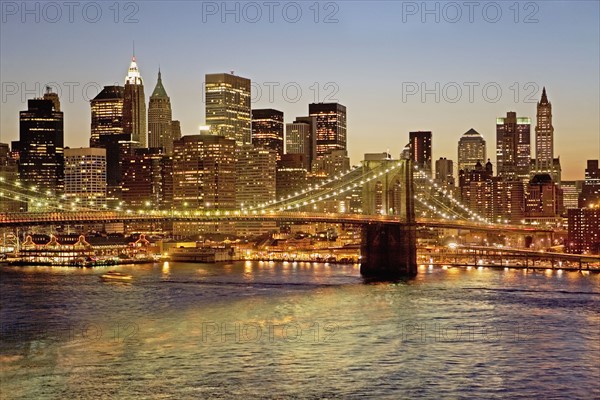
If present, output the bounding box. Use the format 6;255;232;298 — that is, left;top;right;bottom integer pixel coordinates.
64;147;107;208
123;56;147;147
496;112;531;181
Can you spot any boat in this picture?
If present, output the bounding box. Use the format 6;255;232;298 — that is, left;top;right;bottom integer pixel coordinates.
100;271;133;282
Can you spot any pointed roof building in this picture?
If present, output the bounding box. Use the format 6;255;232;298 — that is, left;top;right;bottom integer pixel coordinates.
151;69;168;98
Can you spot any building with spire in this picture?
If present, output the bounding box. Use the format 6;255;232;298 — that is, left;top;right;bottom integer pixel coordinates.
148;69;174;154
531;87;561;183
123;55;147;148
457;128;486;173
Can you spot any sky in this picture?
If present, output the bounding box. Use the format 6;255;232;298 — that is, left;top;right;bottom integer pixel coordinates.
1;0;599;180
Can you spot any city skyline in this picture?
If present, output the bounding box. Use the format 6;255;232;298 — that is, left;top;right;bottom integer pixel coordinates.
1;2;598;181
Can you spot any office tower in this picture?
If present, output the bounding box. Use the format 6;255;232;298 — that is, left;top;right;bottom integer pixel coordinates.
409;131;432;175
525;173;563;224
171;120;181;142
435;157;455;186
579;160;600;207
236;145;277;208
12;97;64;194
252;109;284;160
561;181;580;210
286;116;317;171
312;149;350;178
121;147;165;207
172;135;236;209
148;69;174;155
568;207;600;254
205;73;251;146
43;87;60;112
0;143;26;212
276;154;308;199
236;145;277;236
459;161;525;224
535;87;554;172
308;103;347;157
64;148;107;207
457;128;486;173
96;133;133;203
90;85;125;147
123;56;147;147
496;112;531;181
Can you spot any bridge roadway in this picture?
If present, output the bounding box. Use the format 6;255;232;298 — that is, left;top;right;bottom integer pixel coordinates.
0;211;553;234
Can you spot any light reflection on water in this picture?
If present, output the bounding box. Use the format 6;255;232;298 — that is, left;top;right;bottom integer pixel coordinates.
1;262;599;399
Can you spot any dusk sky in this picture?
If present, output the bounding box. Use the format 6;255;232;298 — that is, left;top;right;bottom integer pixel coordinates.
1;1;598;180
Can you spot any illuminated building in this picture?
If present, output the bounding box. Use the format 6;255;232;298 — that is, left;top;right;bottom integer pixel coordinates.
579;160;600;208
171;120;181;142
459;161;525;224
172;135;236;209
524;173;564;225
309;103;347;157
312;149;350;178
435;157;455;186
252;109;284;160
12;96;64;195
172;135;236;235
0;143;26;212
409;131;432;176
568;207;600;254
123;56;147;148
148;69;174;155
276;154;308;199
236;145;277;236
90;85;124;147
286;116;317;170
64;148;107;207
561;181;581;210
457;128;486;173
496;112;531;181
121;147;165;208
205;73;251;146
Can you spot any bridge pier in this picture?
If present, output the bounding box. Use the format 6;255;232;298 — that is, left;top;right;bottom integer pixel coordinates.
360;222;417;279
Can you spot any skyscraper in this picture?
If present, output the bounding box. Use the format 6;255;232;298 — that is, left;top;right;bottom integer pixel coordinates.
123;56;147;147
579;160;600;208
309;103;347;157
251;109;284;160
0;143;26;212
409;131;432;175
435;157;455;186
13;97;64;194
172;135;236;209
496;112;531;181
64;148;107;207
457;128;486;173
148;69;173;154
285;116;317;171
205;73;251;146
90;85;125;147
535;87;553;172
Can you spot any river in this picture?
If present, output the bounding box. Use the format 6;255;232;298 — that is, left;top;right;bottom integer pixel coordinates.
1;261;599;399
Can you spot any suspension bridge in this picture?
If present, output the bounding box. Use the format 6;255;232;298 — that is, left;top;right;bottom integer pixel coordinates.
0;159;554;278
